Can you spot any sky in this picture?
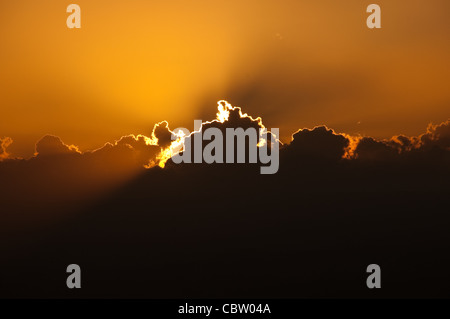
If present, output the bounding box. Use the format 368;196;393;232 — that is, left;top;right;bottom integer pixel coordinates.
1;0;450;158
1;1;450;298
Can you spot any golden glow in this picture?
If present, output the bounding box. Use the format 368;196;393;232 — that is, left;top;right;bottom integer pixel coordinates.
156;100;273;167
0;137;13;160
342;134;362;159
216;100;230;123
155;148;171;168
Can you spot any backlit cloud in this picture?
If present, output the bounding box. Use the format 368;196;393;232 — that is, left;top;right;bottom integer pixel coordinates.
2;101;449;170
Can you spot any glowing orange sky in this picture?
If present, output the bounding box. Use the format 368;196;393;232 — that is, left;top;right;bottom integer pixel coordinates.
1;0;449;158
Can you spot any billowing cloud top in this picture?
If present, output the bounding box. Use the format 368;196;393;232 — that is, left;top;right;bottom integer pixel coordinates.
0;100;448;235
1;101;449;168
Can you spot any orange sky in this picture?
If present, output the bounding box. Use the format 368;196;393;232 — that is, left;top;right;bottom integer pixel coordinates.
1;0;450;158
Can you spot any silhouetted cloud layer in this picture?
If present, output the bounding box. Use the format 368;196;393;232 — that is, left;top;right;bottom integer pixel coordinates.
286;126;349;162
35;135;81;157
1;101;449;169
0;101;449;211
352;119;450;161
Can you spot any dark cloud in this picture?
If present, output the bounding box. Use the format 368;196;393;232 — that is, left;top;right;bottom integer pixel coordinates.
1;102;449;189
0;102;448;206
351;119;450;161
35;135;80;157
31;121;175;169
419;119;450;150
166;101;268;167
152;121;173;149
94;134;160;167
286;126;349;162
0;124;173;221
4;99;449;171
354;137;399;161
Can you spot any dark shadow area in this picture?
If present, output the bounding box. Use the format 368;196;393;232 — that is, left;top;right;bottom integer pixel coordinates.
1;143;449;298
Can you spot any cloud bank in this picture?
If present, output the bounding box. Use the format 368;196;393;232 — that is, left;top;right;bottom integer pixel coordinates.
0;101;448;268
1;101;449;170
